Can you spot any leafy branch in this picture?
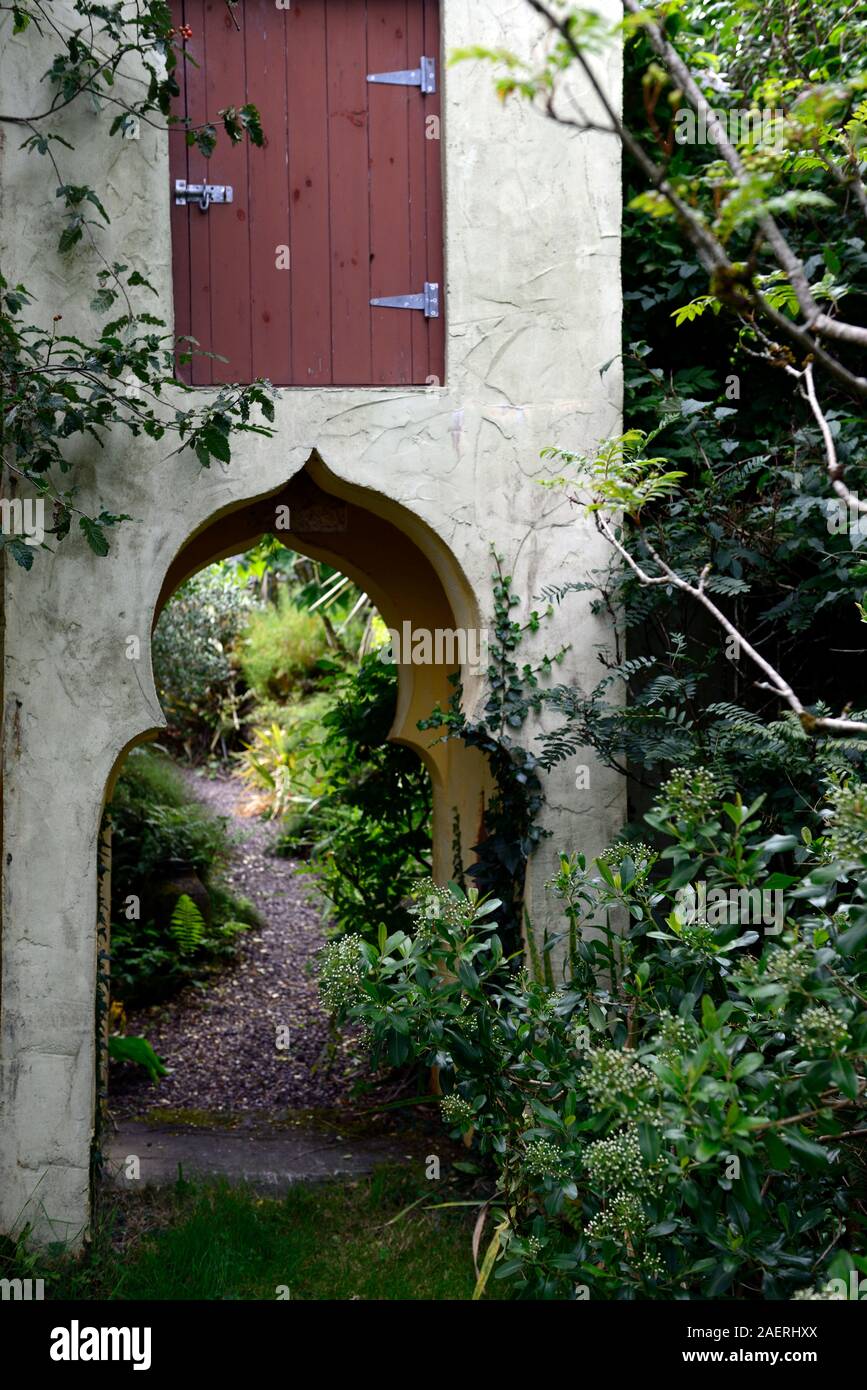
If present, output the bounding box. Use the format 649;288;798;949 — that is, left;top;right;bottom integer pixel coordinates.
481;0;867;403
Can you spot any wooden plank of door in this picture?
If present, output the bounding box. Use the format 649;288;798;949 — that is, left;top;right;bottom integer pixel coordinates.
406;0;429;385
287;0;333;385
368;0;414;385
327;0;372;386
201;0;252;385
246;1;292;384
182;0;214;385
169;1;193;384
424;0;445;385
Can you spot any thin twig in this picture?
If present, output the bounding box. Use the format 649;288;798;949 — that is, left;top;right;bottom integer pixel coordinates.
594;513;867;737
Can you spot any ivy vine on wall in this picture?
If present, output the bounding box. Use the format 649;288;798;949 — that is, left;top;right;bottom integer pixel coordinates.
421;549;566;951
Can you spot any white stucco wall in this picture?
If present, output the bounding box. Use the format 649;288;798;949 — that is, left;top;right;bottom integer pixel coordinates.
0;0;623;1243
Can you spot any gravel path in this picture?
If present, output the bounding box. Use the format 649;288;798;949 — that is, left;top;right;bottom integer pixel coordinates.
110;771;367;1118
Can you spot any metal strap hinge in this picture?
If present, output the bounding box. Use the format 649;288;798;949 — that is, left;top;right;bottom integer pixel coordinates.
367;56;436;94
175;178;233;211
370;282;440;318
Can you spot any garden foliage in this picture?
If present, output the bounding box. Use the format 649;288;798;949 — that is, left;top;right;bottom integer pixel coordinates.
153;567;254;759
519;4;867;823
287;655;433;941
108;748;255;1005
322;770;867;1299
237;589;333;702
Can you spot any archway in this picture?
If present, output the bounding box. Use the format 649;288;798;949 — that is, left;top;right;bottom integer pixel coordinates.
124;451;495;881
98;453;493;1121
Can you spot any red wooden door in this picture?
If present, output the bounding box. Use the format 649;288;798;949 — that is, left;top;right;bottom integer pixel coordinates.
170;0;444;387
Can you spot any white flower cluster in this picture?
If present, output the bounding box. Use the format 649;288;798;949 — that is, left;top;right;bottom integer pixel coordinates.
586;1190;648;1242
740;939;815;992
793;1004;849;1056
598;840;656;880
411;877;466;938
824;781;867;862
583;1129;656;1191
318;933;366;1014
679;920;718;955
766;941;815;987
660;765;721;819
538;988;568;1022
580;1047;657;1120
656;1009;693;1054
632;1249;666;1282
523;1138;572;1183
440;1093;475;1129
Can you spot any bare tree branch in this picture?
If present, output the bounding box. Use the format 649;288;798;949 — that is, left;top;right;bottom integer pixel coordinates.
594;513;867;737
785;360;867;515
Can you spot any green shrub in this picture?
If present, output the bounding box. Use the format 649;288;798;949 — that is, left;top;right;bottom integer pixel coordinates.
107;748;257;1005
153;566;253;759
246;691;335;737
531;14;867;832
322;774;867;1300
238;590;332;701
284;656;433;939
109;748;229;874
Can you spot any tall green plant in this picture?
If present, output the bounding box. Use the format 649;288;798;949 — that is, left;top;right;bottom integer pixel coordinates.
289;656;433;941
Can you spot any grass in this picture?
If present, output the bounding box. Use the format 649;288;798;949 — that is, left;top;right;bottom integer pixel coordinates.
2;1167;478;1301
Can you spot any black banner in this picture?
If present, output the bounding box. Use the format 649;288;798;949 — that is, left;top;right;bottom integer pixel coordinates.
7;1297;860;1375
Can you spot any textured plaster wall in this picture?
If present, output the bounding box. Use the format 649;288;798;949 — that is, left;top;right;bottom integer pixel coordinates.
0;0;623;1243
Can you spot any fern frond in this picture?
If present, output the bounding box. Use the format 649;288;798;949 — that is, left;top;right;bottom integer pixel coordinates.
170;893;206;955
536;581;597;606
